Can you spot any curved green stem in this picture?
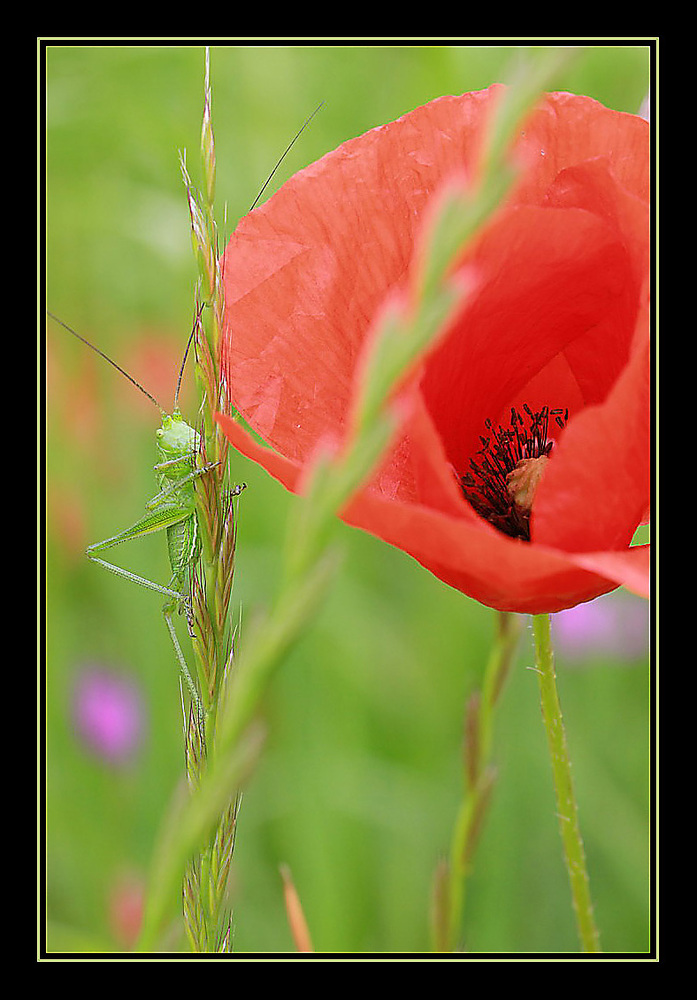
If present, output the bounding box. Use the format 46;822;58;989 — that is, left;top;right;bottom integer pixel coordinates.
531;612;601;953
435;611;520;952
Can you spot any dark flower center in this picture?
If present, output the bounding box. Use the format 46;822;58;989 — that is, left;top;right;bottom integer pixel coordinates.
458;404;568;541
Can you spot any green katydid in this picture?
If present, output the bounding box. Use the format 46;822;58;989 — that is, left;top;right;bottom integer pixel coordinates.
48;309;243;716
49;101;323;714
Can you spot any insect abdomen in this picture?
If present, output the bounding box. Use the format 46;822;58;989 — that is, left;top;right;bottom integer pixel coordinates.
167;511;201;578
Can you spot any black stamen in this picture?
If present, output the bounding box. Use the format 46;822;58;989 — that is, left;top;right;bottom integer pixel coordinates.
457;404;568;541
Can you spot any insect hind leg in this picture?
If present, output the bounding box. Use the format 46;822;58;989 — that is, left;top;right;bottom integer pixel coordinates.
87;553;190;608
163;608;204;726
89;552;202;711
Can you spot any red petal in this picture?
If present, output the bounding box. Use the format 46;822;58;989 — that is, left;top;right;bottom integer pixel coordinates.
533;298;650;551
344;488;621;614
216;413;302;492
219;89;651;614
221;90;502;463
513;92;650;205
568;545;650;601
421;200;640;473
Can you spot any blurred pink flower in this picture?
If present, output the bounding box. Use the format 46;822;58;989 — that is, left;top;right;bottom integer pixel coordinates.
552;593;649;663
72;665;145;764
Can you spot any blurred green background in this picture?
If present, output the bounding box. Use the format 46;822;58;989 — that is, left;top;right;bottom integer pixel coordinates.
45;42;652;955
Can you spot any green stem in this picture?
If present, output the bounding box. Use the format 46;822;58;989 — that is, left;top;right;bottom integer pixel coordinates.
437;611;520;952
531;612;601;953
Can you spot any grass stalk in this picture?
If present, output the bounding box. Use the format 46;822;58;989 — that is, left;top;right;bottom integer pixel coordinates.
137;47;242;954
181;49;243;954
432;611;521;951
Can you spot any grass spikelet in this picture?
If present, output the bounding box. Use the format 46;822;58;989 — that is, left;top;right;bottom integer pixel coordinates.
182;858;206;951
170;46;245;953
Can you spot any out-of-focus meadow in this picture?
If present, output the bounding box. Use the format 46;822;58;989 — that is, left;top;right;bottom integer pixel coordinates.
45;43;652;954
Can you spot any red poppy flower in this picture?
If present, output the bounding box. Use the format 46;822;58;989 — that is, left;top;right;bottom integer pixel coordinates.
217;87;650;614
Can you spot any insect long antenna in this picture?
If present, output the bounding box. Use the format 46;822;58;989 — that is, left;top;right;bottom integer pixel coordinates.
174;301;205;410
48;311;164;412
248;101;325;212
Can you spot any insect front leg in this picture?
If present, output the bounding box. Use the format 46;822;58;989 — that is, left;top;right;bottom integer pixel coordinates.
147;459;220;509
153;453;208;472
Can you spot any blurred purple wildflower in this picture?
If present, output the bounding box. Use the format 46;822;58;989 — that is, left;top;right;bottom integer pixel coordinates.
552;593;649;664
72;665;145;764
